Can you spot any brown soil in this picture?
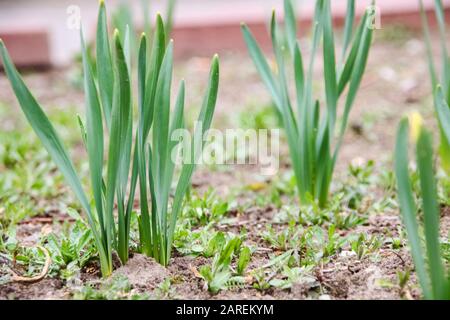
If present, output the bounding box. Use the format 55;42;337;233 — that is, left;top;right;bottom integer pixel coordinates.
0;204;431;300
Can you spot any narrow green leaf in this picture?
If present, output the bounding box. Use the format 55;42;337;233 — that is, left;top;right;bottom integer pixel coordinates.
241;23;281;109
104;30;132;259
293;42;305;111
96;0;114;130
124;24;132;74
270;10;304;201
81;29;105;235
165;80;185;204
152;41;174;219
143;14;166;138
284;0;297;54
315;120;331;207
334;16;373;166
167;55;220;258
136;32;152;257
341;0;355;60
337;12;367;96
322;0;338;134
394;118;431;299
416;129;446;299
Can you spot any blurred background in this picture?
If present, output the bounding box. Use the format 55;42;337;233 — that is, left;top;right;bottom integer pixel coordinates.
1;0;449;68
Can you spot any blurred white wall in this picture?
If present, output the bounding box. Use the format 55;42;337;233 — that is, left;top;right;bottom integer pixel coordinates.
0;0;449;67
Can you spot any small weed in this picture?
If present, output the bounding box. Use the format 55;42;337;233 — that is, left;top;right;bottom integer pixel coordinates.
350;233;383;260
45;217;96;280
239;103;280;130
154;278;177;299
198;234;252;294
182;190;231;226
269;265;316;290
251;268;271;292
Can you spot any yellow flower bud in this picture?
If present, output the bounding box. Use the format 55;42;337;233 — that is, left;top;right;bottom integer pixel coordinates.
408;111;423;143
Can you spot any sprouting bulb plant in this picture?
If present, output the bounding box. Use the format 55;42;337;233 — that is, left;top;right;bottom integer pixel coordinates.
0;1;219;276
395;113;450;300
241;0;373;207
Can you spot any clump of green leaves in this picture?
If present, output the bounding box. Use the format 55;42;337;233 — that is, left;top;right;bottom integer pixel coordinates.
0;1;219;276
262;222;301;252
395;116;450;300
0;234;49;280
198;234;252;294
45;216;96;280
349;233;382;260
262;223;346;267
269;265;316;290
242;0;374;207
182;190;230;226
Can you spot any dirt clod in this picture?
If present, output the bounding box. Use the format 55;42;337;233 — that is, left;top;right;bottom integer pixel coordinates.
113;254;169;290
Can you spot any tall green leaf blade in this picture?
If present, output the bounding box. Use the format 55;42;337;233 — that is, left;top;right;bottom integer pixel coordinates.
302;0;324;201
270;10;304;200
241;24;281;109
136;34;152;256
293;43;305;112
337;12;367;96
341;0;355;60
315;122;331;206
117;26;133;263
81;30;105;234
163;80;185;246
96;0;114;129
104;30;132;257
394;118;431;299
416;129;446;299
152;40;174;219
322;0;338;134
167;55;220;258
148;144;162;262
333;16;373;165
143;14;166;138
165;80;186;202
284;0;297;54
124;24;132;74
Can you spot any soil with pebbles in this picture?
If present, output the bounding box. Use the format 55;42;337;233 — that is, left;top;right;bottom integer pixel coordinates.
2;203;444;300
